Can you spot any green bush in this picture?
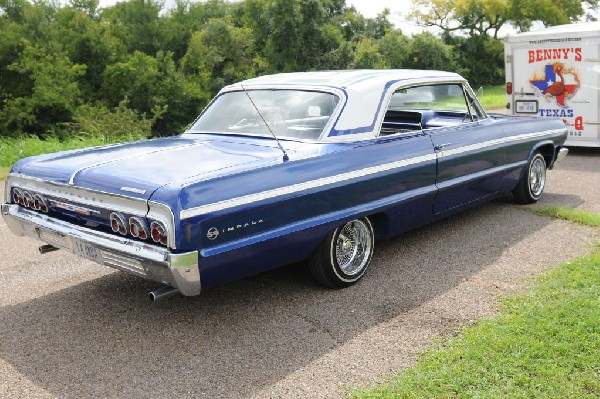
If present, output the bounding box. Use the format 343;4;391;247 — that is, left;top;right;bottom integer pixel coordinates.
69;99;163;142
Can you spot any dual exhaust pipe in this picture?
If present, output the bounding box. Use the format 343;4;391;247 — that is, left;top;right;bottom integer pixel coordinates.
38;244;180;302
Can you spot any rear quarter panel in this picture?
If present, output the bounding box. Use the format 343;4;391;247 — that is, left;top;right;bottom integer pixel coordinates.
496;114;567;192
154;133;438;288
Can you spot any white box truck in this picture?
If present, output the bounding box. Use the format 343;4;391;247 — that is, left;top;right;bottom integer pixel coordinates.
504;22;600;147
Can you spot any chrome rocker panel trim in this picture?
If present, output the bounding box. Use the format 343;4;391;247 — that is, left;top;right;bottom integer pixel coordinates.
1;203;200;296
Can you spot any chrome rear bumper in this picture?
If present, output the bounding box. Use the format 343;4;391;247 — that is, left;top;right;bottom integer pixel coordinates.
555;147;569;164
1;203;200;296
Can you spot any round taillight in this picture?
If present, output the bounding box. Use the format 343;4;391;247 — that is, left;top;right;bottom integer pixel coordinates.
23;191;34;208
33;194;48;213
110;212;128;235
12;188;23;205
150;221;168;245
506;82;513;95
129;217;148;240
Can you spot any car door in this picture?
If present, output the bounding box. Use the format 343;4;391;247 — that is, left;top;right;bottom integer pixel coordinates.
426;84;507;214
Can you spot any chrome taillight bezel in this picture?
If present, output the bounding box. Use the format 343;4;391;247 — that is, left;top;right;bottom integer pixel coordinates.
22;191;34;208
12;188;49;213
33;194;49;213
12;188;24;205
150;220;168;246
129;216;149;240
110;212;128;235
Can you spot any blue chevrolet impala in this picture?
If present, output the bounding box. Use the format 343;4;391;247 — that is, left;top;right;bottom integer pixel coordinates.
1;70;568;300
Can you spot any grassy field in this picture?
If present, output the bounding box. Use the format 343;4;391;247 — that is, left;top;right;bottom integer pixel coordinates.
531;206;600;229
349;207;600;399
478;85;506;111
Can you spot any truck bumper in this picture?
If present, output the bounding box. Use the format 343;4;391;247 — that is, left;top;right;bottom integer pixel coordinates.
1;203;200;296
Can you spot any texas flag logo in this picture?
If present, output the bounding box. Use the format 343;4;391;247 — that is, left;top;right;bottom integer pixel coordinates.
530;63;580;108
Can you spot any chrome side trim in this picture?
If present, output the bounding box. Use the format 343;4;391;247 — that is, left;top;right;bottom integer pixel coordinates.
180;129;564;220
180;153;438;219
1;204;200;296
437;129;564;158
435;160;527;190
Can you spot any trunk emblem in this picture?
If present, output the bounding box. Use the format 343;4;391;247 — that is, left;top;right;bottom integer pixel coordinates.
49;200;100;216
121;187;147;194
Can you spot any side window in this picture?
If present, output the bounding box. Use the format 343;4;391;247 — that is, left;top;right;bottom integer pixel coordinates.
380;84;476;136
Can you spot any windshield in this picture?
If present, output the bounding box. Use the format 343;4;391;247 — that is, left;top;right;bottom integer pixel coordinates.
189;89;340;140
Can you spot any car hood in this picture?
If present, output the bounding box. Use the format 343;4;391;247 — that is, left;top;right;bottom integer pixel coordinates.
12;135;296;200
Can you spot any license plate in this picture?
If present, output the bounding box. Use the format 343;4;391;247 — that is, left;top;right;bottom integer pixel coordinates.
515;100;538;114
73;239;103;263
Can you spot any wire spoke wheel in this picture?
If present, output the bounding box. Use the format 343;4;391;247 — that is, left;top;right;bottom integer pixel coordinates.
529;156;546;197
308;217;375;288
335;220;372;276
513;151;547;204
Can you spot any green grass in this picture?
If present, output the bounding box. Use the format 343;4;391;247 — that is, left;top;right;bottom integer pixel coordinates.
349;208;600;399
0;166;9;181
477;85;506;111
531;206;600;228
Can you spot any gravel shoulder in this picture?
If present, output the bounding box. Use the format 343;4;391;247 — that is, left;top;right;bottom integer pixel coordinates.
0;149;598;399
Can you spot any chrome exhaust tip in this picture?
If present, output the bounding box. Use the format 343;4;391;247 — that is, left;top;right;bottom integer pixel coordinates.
149;286;180;302
39;244;60;254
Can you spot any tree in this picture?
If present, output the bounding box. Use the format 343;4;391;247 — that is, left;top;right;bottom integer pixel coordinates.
181;16;264;97
404;32;455;71
351;38;389;69
101;0;164;55
411;0;598;38
445;33;503;86
379;29;409;68
1;43;85;135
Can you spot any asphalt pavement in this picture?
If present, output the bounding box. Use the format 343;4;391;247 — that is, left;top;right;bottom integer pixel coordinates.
0;148;598;399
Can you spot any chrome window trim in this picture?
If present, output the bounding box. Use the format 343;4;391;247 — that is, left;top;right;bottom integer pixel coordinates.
179;128;565;220
375;80;489;139
185;85;346;142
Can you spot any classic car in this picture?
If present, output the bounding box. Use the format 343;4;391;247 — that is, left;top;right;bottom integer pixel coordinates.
1;70;568;300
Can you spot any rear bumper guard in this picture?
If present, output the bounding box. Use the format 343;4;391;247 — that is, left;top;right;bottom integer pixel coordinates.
555;147;569;164
1;203;200;296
